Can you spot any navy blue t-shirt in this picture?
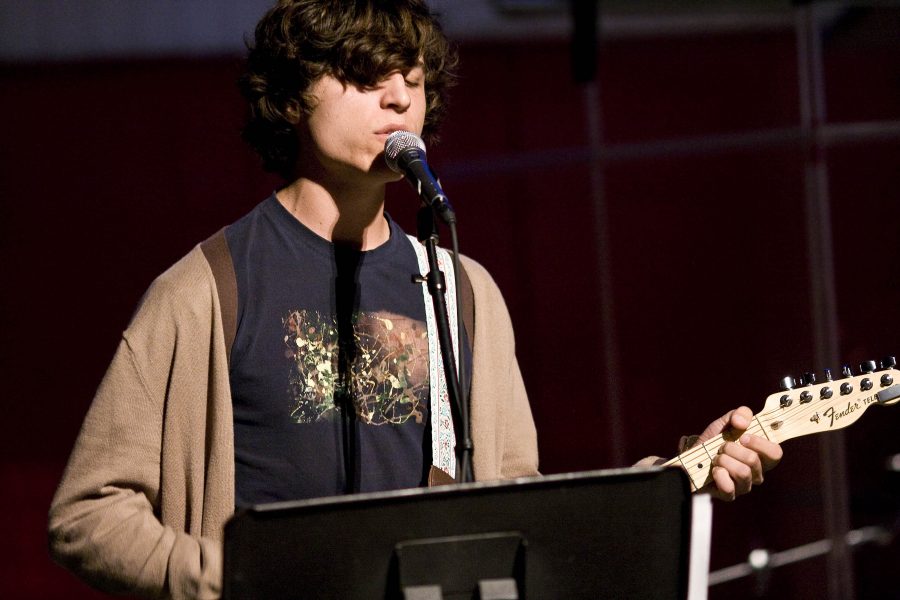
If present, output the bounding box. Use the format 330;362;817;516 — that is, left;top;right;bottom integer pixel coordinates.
227;195;438;507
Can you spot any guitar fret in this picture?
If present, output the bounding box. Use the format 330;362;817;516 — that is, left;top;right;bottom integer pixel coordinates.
753;416;772;441
700;440;714;463
674;453;698;491
678;437;721;491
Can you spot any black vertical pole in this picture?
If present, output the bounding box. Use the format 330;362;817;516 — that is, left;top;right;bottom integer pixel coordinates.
571;0;627;467
570;0;599;83
794;2;855;598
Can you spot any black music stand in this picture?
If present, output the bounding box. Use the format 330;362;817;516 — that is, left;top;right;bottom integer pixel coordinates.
223;467;692;599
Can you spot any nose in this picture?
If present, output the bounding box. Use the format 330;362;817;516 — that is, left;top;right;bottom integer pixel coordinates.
380;72;411;112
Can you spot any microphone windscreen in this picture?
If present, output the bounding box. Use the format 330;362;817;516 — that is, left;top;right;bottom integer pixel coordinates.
384;131;426;173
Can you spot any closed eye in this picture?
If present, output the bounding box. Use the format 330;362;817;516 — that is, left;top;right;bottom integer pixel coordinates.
404;66;425;88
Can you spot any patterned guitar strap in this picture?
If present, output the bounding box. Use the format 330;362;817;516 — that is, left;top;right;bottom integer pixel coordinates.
407;235;459;482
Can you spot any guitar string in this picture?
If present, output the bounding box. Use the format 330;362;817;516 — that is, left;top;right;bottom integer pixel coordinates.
668;418;766;468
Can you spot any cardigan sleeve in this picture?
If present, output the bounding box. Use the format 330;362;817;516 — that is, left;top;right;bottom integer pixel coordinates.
499;357;540;478
48;250;224;600
462;256;540;480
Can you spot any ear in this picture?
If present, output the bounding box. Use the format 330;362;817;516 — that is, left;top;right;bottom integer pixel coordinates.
283;99;302;125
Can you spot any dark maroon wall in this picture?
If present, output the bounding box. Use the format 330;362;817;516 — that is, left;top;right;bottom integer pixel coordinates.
1;22;898;599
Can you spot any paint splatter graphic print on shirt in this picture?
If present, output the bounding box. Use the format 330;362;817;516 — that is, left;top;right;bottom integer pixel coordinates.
283;309;430;426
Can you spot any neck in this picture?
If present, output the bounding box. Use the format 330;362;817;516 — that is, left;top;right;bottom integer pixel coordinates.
276;175;391;251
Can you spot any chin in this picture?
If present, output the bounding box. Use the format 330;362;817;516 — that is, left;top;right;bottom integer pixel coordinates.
367;158;404;181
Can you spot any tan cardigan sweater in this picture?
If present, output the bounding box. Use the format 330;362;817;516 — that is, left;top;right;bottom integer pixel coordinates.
48;244;539;599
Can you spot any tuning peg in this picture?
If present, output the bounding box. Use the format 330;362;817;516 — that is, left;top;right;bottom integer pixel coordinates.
802;372;816;386
881;356;897;369
860;360;878;374
841;365;853;378
780;376;797;391
823;368;833;382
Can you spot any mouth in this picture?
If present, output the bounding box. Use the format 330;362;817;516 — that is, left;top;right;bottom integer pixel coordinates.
375;124;408;136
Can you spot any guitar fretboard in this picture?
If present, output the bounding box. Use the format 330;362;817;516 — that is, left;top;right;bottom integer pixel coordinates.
662;417;770;492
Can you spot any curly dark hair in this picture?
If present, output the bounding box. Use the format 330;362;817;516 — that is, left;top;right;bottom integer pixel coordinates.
238;0;458;178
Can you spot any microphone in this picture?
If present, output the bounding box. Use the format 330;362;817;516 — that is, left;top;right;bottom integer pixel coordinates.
384;131;455;224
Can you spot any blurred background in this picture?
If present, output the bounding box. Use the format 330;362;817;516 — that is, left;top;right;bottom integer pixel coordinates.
2;0;899;598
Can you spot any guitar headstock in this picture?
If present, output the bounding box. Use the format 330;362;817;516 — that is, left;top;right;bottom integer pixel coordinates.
758;358;900;444
667;356;900;494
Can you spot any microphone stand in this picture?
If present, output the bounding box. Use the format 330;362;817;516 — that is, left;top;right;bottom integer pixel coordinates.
415;206;474;483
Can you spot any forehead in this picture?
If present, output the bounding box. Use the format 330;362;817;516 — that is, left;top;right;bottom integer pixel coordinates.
329;39;427;85
322;60;425;92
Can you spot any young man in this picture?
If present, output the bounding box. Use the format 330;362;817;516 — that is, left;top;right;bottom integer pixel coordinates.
49;1;781;598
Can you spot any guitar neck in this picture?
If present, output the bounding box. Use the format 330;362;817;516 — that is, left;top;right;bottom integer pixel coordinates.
663;366;900;492
661;417;772;492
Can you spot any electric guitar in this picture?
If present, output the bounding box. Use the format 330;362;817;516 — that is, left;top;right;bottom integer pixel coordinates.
664;357;900;492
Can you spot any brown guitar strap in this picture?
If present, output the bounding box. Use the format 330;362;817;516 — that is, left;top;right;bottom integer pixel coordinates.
200;228;238;365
